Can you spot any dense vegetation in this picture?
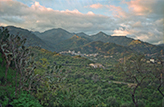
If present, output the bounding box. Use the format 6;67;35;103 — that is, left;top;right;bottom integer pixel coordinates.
0;28;164;107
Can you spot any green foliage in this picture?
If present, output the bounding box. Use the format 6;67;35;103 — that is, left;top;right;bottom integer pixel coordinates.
0;90;42;107
0;85;14;107
11;92;42;107
0;31;163;107
73;41;132;55
106;96;120;107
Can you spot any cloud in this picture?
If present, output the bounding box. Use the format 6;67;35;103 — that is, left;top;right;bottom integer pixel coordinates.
111;27;131;36
61;9;82;14
89;3;103;9
87;11;95;15
107;5;127;18
131;21;142;27
123;0;164;17
109;0;164;44
0;0;115;34
0;0;163;45
123;0;154;15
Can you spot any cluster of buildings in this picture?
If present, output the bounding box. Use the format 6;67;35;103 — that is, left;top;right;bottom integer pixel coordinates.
145;53;164;57
59;50;98;57
146;58;162;64
119;57;162;65
89;63;105;69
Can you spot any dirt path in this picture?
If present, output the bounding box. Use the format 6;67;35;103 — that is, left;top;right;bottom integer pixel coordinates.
110;80;137;88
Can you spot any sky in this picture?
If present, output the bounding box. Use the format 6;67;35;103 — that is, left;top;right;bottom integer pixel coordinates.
0;0;164;45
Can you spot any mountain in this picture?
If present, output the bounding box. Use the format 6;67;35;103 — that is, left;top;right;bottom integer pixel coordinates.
55;35;92;52
89;31;110;41
128;39;163;54
89;32;133;46
158;44;164;47
1;26;163;56
76;32;88;37
1;26;55;51
89;31;163;54
35;28;74;46
72;41;132;55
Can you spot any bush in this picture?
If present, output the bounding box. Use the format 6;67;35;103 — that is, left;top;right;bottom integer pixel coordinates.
137;100;145;107
11;92;42;107
120;103;133;107
106;96;120;107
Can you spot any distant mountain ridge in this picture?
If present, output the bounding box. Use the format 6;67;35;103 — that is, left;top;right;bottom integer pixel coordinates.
158;44;164;47
76;32;88;37
0;26;55;51
1;26;163;56
34;28;73;45
88;32;133;46
127;39;163;54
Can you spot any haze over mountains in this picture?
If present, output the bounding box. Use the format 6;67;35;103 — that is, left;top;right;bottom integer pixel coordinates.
1;26;163;56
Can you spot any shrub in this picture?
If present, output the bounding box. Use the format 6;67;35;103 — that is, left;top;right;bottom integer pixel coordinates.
11;92;42;107
120;103;133;107
106;96;120;107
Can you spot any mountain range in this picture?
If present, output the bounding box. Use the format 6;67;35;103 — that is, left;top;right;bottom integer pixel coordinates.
0;26;55;51
1;26;163;56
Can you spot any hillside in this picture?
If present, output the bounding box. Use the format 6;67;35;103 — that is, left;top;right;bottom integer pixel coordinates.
72;41;133;55
76;32;88;37
32;27;163;56
89;32;134;46
35;28;74;46
88;32;163;55
128;39;163;54
27;47;164;107
1;26;55;51
158;44;164;47
1;26;163;56
55;35;92;52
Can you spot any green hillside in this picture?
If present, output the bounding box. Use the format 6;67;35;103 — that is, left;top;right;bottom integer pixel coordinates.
128;39;163;54
56;35;92;52
89;32;133;46
30;46;164;107
1;26;55;51
1;45;164;107
36;28;74;47
76;32;89;37
2;26;163;56
72;41;133;55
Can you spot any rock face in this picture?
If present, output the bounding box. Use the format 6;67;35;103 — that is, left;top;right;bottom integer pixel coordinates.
89;63;105;69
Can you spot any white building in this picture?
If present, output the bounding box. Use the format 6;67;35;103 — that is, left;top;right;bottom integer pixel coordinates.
150;58;155;63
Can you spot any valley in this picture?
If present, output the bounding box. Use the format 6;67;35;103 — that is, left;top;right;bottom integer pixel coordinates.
0;26;164;107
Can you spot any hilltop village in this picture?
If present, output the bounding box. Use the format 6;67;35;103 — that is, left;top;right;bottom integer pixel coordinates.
59;50;163;69
59;50;99;57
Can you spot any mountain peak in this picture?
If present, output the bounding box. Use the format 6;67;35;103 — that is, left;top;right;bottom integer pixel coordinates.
57;28;65;31
97;31;106;35
95;31;110;37
76;32;88;37
43;28;70;34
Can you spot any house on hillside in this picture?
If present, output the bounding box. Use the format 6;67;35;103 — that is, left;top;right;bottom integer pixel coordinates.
150;58;155;63
89;63;105;69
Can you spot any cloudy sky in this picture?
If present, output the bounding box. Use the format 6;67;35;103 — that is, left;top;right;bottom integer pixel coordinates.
0;0;164;45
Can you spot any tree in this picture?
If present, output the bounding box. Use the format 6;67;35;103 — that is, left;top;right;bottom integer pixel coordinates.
118;54;152;107
151;57;164;97
0;27;11;82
